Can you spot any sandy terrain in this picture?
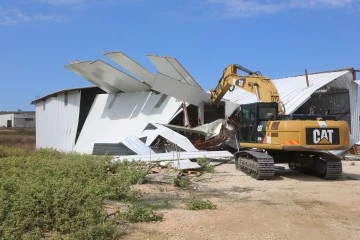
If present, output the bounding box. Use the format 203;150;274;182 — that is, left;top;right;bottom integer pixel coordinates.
124;160;360;240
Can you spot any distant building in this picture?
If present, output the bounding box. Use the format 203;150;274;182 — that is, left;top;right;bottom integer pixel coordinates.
0;111;36;128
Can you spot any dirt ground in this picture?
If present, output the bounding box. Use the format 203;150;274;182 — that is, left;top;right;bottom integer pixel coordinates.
123;160;360;240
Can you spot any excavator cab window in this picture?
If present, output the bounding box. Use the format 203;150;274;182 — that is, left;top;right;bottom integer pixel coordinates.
238;104;257;142
237;102;278;143
258;105;278;121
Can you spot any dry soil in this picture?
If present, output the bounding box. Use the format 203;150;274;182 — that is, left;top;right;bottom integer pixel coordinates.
123;160;360;240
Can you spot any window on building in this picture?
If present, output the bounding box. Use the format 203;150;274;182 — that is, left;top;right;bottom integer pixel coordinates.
43;101;46;110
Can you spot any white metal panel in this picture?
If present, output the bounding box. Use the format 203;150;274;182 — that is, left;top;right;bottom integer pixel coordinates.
152;73;209;106
223;89;257;105
122;135;156;155
105;52;155;86
171;159;201;170
90;60;150;92
223;71;350;114
74;92;183;154
355;80;360;85
349;81;359;141
113;150;234;162
274;71;349;114
35;90;81;151
137;123;198;152
147;55;203;90
66;61;118;93
162;57;203;90
225;100;240;117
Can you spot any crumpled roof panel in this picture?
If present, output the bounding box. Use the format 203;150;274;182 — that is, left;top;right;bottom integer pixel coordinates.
274;70;349;114
222;70;350;114
105;52;155;86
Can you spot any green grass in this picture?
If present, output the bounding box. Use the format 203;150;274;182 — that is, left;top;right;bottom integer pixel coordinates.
0;146;149;239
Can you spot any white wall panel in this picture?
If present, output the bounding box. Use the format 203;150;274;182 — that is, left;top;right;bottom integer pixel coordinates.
35;91;81;151
349;81;359;141
74;92;183;153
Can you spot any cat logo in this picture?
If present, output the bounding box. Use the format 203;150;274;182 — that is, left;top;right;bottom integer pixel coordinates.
313;129;333;144
306;128;339;145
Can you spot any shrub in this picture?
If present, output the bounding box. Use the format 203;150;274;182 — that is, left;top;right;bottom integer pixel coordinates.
119;205;163;223
185;198;217;210
0;145;26;158
196;157;215;173
173;177;191;189
0;149;147;239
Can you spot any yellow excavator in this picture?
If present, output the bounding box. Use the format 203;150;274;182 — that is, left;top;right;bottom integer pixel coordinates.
210;64;350;180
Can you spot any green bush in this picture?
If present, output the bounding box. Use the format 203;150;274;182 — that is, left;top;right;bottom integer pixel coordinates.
185;198;217;210
0;149;147;239
173;177;191;189
196;157;215;173
119;205;163;223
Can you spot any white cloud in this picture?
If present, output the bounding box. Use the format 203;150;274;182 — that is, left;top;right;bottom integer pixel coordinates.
0;8;65;25
203;0;360;17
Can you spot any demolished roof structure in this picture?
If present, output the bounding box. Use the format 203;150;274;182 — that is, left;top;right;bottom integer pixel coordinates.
32;51;359;163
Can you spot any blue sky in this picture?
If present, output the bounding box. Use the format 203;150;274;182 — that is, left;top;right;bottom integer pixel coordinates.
0;0;359;111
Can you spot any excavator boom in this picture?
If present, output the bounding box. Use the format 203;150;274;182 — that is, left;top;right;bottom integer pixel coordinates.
210;64;285;115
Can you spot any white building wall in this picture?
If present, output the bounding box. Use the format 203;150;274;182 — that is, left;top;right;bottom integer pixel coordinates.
349;81;359;141
35;91;81;151
0;114;14;127
74;92;183;154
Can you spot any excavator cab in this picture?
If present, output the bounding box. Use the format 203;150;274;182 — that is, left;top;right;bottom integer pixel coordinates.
237;102;278;143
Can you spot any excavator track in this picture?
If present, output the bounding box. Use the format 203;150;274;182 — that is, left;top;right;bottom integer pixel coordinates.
235;150;275;180
288;151;342;180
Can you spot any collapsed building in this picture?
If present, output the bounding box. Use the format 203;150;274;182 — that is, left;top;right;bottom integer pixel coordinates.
31;52;360;158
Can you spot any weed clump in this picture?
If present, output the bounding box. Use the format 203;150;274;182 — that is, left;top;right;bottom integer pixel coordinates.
197;157;215;173
119;205;163;223
174;177;191;189
185;198;217;210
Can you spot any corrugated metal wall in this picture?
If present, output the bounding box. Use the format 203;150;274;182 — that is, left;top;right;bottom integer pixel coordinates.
349;81;359;141
74;91;183;154
35;90;81;151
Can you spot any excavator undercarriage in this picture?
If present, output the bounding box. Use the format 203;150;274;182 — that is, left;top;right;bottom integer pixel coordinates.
234;149;342;180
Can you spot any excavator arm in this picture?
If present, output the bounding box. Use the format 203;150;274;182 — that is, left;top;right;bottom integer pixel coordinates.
210;64;285;115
